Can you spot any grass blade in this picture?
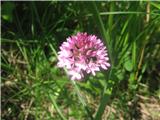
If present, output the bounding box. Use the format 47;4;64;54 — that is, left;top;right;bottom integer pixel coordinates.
48;93;67;120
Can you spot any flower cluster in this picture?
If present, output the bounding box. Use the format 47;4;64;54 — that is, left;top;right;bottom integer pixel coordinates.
57;32;110;80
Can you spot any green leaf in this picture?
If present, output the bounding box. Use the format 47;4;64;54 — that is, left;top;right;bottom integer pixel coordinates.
124;59;133;72
2;2;15;22
116;70;125;81
151;2;160;9
94;93;111;120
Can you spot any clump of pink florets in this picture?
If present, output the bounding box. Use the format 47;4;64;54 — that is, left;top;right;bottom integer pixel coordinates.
57;32;110;80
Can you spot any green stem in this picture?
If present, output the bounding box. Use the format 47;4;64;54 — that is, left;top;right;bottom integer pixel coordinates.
49;43;93;120
64;69;93;120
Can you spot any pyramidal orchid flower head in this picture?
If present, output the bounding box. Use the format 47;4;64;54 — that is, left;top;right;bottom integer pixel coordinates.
57;32;110;80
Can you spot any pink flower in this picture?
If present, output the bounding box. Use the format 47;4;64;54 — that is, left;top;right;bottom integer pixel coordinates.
57;32;110;80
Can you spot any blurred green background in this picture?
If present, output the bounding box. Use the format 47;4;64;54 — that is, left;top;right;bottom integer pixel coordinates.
1;1;160;120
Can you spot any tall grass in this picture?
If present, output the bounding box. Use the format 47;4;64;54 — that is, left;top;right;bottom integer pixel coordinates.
1;1;160;120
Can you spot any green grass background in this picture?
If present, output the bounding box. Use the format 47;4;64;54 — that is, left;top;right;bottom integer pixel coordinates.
1;1;160;120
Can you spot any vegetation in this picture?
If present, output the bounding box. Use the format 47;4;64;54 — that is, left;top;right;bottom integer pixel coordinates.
1;1;160;120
